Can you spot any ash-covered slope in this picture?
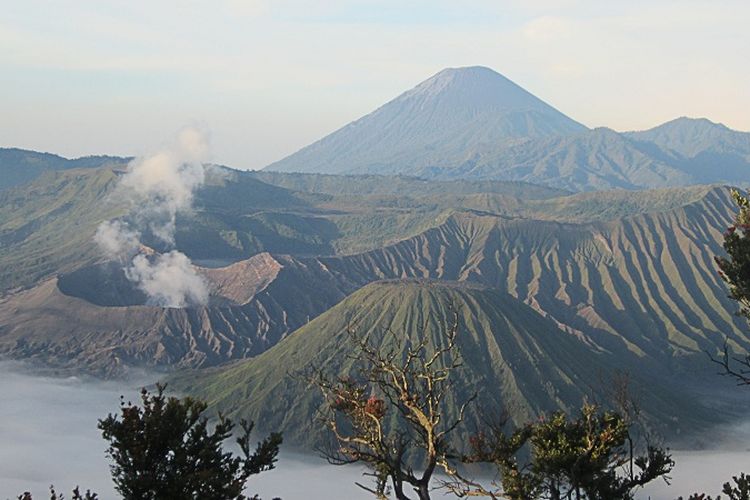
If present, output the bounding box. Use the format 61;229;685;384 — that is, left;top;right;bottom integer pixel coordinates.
310;186;749;369
266;66;586;176
169;280;713;450
1;184;745;379
0;253;353;377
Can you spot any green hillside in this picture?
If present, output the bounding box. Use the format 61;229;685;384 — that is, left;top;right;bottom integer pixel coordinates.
0;167;125;290
1;167;745;378
250;170;568;199
0;165;590;291
1;163;746;391
308;187;749;370
168;280;715;451
0;147;127;191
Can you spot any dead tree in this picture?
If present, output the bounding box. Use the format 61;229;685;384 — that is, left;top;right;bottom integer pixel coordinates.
308;312;476;500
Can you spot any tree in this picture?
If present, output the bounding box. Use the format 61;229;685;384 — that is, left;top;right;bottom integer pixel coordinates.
309;313;475;500
713;189;750;385
677;473;750;500
682;187;750;500
98;384;282;500
451;402;674;500
17;486;98;500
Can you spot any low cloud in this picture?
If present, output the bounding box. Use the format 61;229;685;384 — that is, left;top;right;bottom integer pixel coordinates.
0;362;148;498
2;362;748;499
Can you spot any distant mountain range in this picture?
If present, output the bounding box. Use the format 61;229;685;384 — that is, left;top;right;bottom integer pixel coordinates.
4;68;748;193
266;66;750;191
0;160;747;445
2;67;750;448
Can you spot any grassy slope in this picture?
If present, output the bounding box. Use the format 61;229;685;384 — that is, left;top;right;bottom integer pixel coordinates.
250;170;569;198
169;280;713;450
0;167;590;291
0;168;125;291
0;147;128;191
309;186;748;366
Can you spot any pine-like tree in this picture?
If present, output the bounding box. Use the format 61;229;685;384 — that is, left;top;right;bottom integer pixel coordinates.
98;384;282;500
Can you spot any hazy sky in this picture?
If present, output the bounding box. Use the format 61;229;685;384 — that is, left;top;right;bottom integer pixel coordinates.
1;0;748;169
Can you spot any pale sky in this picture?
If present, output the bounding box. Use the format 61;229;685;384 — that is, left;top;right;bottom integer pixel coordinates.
1;0;748;169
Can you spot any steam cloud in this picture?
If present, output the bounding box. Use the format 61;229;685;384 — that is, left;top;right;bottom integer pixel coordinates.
94;127;210;308
125;252;209;308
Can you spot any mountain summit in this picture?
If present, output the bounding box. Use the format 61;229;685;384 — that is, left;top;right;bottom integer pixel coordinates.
390;66;582;122
265;66;587;176
265;67;750;191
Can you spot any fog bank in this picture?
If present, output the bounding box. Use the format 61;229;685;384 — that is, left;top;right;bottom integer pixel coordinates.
0;362;148;497
1;363;748;499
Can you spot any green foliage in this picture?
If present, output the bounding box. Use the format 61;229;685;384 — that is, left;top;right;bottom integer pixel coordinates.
465;403;674;500
98;384;282;500
0;167;124;290
17;486;98;500
713;189;750;385
677;473;750;500
715;190;750;319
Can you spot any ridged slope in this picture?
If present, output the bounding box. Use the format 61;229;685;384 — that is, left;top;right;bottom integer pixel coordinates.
1;181;742;380
0;253;353;376
170;280;713;450
628;117;750;159
309;186;748;369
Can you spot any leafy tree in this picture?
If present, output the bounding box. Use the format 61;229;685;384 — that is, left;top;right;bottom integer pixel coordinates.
451;403;673;500
714;189;750;385
98;384;282;500
690;188;750;499
17;486;98;500
309;313;475;500
677;473;750;500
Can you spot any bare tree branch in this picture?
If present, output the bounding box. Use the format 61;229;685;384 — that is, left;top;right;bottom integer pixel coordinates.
304;307;474;500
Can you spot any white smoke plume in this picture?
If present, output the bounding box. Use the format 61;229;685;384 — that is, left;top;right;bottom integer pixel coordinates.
120;127;208;245
94;127;210;308
125;252;209;308
94;220;140;259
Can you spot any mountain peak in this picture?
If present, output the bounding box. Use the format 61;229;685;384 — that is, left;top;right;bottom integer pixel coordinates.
627;116;748;140
266;66;586;176
415;65;506;89
654;116;730;133
396;66;558;113
627;116;750;161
